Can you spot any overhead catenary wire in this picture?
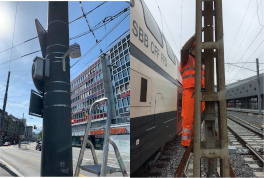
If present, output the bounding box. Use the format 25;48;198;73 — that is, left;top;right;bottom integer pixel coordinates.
227;27;264;77
225;0;252;64
69;6;129;40
230;40;263;79
70;12;129;68
256;0;264;26
9;1;19;71
226;0;262;74
154;0;180;54
226;63;256;72
71;29;130;78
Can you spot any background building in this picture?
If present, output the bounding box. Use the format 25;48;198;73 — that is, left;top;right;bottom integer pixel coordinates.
226;73;264;109
0;109;26;144
71;33;130;152
25;126;33;141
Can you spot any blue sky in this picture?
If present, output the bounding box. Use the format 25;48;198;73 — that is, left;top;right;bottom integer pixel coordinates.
0;1;130;133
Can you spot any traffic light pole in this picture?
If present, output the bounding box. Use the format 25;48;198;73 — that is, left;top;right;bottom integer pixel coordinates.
0;71;10;146
40;2;73;176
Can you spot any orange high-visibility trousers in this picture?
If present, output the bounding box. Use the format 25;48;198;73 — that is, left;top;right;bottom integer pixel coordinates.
181;87;205;146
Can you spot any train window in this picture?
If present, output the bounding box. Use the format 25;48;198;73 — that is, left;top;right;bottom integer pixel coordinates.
165;37;176;65
140;77;148;102
141;0;163;47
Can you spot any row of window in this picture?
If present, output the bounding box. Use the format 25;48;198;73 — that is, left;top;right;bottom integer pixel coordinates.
110;41;129;59
72;94;105;112
71;73;103;96
71;83;104;104
73;104;107;120
116;83;130;94
71;63;102;88
114;68;130;82
117;97;130;109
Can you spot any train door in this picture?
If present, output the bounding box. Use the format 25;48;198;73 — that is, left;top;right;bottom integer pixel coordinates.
176;86;183;134
154;93;165;126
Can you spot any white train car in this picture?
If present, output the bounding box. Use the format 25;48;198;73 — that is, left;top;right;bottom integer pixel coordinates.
130;0;183;175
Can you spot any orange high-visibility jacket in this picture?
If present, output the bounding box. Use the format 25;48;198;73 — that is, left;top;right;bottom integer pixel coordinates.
179;55;205;89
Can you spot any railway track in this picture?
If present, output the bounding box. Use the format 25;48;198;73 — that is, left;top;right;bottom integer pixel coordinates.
226;116;264;177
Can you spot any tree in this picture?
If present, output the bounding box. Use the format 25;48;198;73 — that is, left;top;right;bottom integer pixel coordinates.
38;130;42;140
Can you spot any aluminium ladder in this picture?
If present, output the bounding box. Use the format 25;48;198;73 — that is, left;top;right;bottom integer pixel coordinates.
193;0;230;177
74;98;128;177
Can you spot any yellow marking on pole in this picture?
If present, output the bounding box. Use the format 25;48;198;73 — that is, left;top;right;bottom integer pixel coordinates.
73;172;87;177
8;151;40;162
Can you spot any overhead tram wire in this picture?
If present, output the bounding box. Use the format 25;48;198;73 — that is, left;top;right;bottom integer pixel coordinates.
69;6;129;40
70;12;129;68
225;63;257;72
79;1;102;52
0;50;41;66
69;1;107;24
9;1;18;71
154;0;180;54
226;0;262;74
71;29;130;78
0;2;107;55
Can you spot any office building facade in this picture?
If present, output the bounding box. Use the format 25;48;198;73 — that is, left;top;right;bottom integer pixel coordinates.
70;33;130;152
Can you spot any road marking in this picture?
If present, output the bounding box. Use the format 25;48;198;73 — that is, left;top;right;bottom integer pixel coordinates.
24;165;32;167
8;163;15;165
0;158;24;177
73;172;86;177
7;151;40;162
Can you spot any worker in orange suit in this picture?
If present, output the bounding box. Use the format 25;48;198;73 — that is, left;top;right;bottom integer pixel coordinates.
179;30;205;151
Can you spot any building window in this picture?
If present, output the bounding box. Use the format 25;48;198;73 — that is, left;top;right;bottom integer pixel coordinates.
118;72;123;80
121;58;125;65
118;100;123;108
123;43;127;50
114;75;118;82
100;83;103;89
127;68;130;75
116;61;121;67
116;87;120;94
122;98;128;107
119;46;123;53
125;54;130;62
96;65;99;71
125;83;130;90
115;50;118;57
99;73;103;79
127;96;130;105
123;70;128;77
120;85;125;92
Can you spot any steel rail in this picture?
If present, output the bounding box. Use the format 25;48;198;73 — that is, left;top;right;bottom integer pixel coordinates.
227;125;264;164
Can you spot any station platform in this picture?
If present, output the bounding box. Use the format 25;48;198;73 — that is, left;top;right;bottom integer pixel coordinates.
226;108;264;115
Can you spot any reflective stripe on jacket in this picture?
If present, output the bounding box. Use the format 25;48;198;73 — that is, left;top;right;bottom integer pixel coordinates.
179;55;205;89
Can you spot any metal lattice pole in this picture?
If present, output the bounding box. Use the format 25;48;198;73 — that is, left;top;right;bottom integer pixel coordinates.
193;0;230;177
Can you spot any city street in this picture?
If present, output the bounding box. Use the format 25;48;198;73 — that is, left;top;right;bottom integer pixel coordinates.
0;142;130;177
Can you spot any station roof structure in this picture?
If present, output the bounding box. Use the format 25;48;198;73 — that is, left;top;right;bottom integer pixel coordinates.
225;73;264;100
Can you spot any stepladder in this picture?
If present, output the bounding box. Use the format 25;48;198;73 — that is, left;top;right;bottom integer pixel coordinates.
193;0;230;177
74;98;128;177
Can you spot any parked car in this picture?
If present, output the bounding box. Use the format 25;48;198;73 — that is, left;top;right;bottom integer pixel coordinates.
3;142;11;146
35;142;42;151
